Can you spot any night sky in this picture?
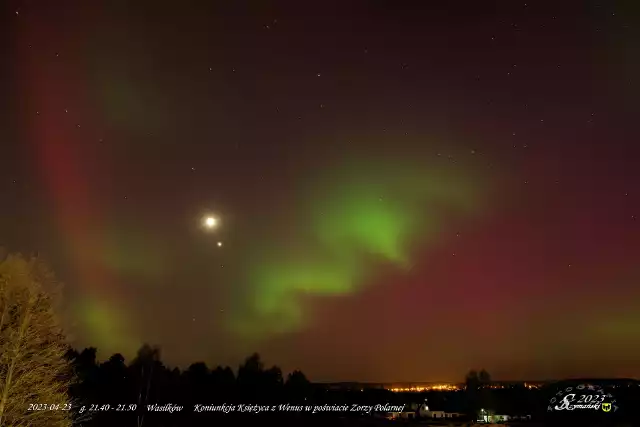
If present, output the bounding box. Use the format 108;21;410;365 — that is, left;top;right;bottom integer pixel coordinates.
2;0;639;383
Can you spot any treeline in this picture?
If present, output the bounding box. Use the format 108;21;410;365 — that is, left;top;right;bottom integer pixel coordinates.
65;346;325;426
64;348;533;427
66;346;314;405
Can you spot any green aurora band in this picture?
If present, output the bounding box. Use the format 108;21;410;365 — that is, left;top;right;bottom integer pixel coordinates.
229;155;489;337
75;296;140;357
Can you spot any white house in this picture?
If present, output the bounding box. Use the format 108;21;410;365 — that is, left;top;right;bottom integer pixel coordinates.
421;409;463;418
478;410;525;423
426;410;446;418
416;400;464;419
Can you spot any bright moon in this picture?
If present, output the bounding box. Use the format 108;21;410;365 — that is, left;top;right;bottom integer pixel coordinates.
203;216;218;229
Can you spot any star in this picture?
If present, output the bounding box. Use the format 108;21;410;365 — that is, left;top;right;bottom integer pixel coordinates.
217;241;223;247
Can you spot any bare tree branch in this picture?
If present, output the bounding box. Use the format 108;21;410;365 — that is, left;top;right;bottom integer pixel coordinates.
0;254;74;427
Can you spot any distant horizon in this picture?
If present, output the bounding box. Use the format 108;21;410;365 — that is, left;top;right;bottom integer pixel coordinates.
67;344;640;384
316;377;640;385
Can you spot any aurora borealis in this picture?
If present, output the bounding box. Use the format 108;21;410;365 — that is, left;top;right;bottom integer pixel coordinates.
2;1;639;382
232;155;487;337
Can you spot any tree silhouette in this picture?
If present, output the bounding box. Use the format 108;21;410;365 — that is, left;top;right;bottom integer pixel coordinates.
285;370;312;400
465;368;493;418
184;362;210;401
264;366;283;386
129;344;164;427
99;353;129;401
466;369;479;389
263;365;284;400
238;352;264;374
478;369;491;385
237;352;264;398
0;254;73;426
211;365;235;399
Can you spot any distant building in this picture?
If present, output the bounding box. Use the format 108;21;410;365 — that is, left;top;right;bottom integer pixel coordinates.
478;409;531;423
422;409;465;418
426;410;445;418
417;403;464;419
